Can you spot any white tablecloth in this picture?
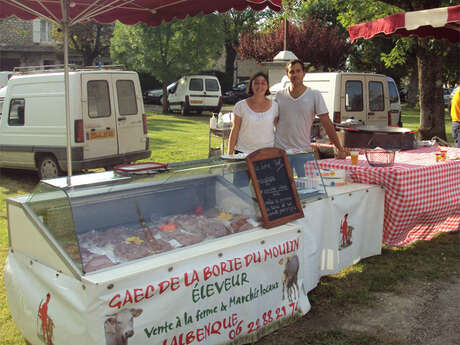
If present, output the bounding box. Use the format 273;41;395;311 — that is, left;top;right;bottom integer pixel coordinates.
298;183;384;291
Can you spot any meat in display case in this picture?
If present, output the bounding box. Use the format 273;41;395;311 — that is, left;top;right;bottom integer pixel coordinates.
7;159;261;276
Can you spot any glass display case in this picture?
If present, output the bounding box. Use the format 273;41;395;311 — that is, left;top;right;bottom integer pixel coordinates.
22;159;261;275
11;154;325;276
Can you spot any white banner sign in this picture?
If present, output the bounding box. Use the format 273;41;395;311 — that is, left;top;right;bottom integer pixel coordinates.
6;226;311;345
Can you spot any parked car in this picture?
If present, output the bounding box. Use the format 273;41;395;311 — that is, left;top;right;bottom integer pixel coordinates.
0;67;150;179
270;72;401;126
168;75;222;115
443;88;453;108
222;81;249;104
143;82;177;105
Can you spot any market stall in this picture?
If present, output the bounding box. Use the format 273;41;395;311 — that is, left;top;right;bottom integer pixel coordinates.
5;156;318;345
317;145;460;246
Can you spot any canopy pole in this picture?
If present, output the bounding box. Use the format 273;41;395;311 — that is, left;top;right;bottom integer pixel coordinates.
62;1;72;185
283;19;287;51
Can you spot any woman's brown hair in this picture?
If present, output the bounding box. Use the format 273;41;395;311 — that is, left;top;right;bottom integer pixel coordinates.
246;72;270;96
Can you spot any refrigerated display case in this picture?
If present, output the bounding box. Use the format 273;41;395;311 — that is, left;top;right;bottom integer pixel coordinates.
8;159;268;276
4;156;325;345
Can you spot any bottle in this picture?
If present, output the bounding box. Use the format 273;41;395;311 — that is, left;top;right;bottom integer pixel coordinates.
217;112;223;128
210;113;217;129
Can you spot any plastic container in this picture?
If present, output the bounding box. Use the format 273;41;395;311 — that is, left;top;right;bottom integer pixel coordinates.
217;112;224;128
210;114;217;129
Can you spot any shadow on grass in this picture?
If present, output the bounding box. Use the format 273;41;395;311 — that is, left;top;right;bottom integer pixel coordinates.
0;168;38;194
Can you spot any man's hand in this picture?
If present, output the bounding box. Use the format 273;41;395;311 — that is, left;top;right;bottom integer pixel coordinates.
335;148;347;159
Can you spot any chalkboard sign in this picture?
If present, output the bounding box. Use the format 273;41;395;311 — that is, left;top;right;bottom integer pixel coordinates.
245;148;304;228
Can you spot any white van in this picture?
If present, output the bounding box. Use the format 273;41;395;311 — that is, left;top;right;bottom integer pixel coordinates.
0;67;150;179
168;75;222;115
270;72;402;126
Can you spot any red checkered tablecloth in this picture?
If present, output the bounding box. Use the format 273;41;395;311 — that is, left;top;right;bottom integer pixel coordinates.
316;145;460;246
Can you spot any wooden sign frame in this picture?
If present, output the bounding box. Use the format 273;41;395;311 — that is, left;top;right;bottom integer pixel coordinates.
245;147;304;228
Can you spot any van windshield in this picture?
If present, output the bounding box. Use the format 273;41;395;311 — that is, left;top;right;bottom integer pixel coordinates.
205;79;220;92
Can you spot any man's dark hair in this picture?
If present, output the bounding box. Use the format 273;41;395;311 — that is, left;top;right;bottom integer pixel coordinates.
286;59;305;72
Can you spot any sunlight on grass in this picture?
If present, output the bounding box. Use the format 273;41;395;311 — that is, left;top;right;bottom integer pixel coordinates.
401;104;453;144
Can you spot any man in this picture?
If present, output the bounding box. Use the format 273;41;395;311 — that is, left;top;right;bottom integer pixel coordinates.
275;59;346;176
451;87;460;148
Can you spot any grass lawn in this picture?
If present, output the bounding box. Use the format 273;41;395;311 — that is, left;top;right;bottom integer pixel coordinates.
0;106;457;344
401;104;454;144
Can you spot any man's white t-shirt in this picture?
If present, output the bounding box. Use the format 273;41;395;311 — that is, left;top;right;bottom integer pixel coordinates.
274;87;328;152
233;99;279;153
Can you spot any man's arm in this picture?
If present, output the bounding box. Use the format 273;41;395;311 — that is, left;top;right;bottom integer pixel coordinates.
318;114;347;159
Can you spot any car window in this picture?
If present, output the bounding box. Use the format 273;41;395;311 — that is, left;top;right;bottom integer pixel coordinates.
8;98;25;126
189;78;203;91
345;81;363;111
87;80;111;118
116;80;138;116
0;98;3;119
205;79;219;92
369;81;384;111
388;81;399;104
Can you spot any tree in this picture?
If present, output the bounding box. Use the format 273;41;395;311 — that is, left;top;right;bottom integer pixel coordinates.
220;9;262;90
52;22;113;66
238;18;350;71
341;0;456;139
110;15;224;113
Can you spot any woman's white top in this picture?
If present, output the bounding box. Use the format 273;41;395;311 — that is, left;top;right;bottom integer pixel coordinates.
233;99;279;153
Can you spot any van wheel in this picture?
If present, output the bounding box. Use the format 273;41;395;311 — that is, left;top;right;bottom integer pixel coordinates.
180;104;188;116
38;155;61;180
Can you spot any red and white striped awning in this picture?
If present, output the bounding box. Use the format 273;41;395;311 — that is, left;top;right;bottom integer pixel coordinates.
0;0;282;26
348;5;460;43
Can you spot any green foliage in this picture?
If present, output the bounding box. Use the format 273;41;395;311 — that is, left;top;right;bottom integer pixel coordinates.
380;37;415;68
51;22;113;66
111;15;224;85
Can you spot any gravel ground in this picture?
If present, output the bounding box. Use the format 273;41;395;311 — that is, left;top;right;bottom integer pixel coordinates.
254;277;460;345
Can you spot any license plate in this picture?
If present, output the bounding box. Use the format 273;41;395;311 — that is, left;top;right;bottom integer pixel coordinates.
190;100;203;104
88;129;115;140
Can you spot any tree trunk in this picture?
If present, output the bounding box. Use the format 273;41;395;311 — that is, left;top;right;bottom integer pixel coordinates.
417;39;446;140
224;39;237;90
406;67;418;107
162;82;168;114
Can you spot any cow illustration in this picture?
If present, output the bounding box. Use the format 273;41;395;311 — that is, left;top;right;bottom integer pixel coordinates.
104;308;143;345
37;293;55;345
281;255;300;302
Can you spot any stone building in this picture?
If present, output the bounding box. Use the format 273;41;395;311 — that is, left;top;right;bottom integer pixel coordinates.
0;17;72;71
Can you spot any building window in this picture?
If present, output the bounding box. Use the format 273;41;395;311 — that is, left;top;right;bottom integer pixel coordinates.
33;19;52;43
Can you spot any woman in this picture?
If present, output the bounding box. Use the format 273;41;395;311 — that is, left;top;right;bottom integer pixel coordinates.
227;72;279;155
227;72;278;187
